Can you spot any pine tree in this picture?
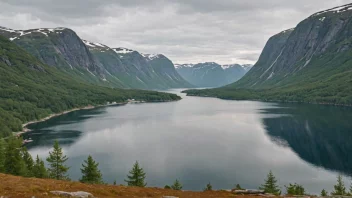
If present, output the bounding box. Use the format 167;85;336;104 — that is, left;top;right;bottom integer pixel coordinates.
204;182;212;191
80;155;103;184
285;183;305;195
321;189;328;197
32;155;48;178
4;136;27;176
259;170;281;195
21;147;34;177
0;138;6;172
331;175;346;195
124;161;147;187
235;184;243;190
171;179;183;190
46;140;69;180
113;180;117;185
164;185;171;189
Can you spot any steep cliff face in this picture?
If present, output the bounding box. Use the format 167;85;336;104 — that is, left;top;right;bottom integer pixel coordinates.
176;63;250;87
145;54;193;88
85;41;194;89
0;27;120;87
185;3;352;105
0;27;104;75
234;3;352;89
233;29;293;88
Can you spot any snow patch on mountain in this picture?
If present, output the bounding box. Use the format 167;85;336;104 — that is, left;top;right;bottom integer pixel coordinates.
113;48;134;54
311;3;352;17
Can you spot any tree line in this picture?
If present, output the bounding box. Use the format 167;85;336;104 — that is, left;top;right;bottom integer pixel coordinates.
0;137;350;195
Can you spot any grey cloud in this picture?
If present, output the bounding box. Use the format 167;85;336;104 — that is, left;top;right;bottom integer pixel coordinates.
0;0;351;64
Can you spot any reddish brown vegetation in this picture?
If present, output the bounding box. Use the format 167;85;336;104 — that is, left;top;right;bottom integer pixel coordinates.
0;173;265;198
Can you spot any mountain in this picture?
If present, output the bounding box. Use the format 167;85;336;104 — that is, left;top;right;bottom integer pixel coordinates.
0;26;193;90
0;26;121;87
184;3;352;106
0;35;180;138
175;62;251;87
82;40;193;89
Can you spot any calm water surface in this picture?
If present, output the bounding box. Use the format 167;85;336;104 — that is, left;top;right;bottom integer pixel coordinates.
24;89;352;194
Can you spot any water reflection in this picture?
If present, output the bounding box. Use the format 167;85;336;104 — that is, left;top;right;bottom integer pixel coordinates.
262;104;352;176
23;91;352;193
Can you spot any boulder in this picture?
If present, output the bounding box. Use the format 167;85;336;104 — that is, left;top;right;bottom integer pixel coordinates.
50;191;94;198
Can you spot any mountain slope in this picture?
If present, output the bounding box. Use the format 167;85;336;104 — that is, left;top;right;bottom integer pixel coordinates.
83;41;193;89
0;26;193;90
184;3;352;106
176;62;250;87
0;35;180;137
0;26;124;87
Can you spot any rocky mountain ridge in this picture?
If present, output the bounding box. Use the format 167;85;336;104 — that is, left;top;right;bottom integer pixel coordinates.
175;62;251;87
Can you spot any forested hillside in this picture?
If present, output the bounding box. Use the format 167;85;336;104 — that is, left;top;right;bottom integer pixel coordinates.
0;36;180;137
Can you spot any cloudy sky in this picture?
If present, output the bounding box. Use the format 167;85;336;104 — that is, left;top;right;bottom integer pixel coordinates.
0;0;350;64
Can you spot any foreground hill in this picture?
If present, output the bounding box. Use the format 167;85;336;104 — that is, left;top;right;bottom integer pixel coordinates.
175;62;251;87
0;26;193;90
184;3;352;106
0;173;241;198
0;36;180;138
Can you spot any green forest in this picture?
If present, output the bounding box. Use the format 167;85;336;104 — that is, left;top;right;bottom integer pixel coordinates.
0;36;180;137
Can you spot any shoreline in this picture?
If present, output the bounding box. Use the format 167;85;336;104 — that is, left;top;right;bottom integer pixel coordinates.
15;101;133;137
15;99;176;137
184;93;352;107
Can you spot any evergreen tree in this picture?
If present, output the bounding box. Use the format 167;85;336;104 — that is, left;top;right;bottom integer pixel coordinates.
21;147;34;177
113;180;117;185
171;179;183;190
235;184;243;190
0;138;6;172
285;183;305;195
259;170;281;195
331;175;346;195
32;155;48;178
46;140;69;180
164;185;171;189
204;182;213;191
80;155;103;184
124;161;147;187
4;136;27;176
321;189;328;197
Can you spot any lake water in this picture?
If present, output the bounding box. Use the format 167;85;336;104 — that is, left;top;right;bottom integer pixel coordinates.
24;89;352;194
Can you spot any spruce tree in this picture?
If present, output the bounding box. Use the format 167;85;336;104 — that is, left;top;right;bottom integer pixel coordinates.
4;136;27;176
0;138;6;172
331;175;346;195
32;155;48;178
204;182;212;191
259;170;281;195
171;179;183;190
321;189;328;197
46;140;69;180
21;147;34;177
80;155;103;184
235;184;243;190
124;161;147;187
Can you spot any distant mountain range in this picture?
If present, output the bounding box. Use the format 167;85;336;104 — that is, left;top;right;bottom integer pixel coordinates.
175;62;252;87
0;26;192;89
184;3;352;106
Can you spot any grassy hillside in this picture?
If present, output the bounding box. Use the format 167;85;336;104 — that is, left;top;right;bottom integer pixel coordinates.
0;36;180;137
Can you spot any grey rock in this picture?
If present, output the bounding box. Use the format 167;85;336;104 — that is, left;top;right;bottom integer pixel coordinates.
50;191;94;198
